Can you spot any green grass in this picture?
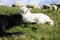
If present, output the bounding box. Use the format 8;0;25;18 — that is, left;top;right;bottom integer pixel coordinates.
0;6;60;40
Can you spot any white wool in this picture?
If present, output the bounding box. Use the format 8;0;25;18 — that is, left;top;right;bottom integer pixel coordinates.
20;7;54;26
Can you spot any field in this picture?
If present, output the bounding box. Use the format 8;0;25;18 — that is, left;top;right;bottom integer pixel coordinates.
0;6;60;40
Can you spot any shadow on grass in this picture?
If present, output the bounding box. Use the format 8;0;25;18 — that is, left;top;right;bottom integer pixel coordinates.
0;31;23;37
0;22;37;37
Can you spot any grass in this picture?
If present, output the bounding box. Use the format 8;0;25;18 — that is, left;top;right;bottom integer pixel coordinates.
0;6;60;40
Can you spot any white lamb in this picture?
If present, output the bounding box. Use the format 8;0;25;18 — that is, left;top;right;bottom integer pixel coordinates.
43;4;52;10
51;4;58;10
12;2;24;7
26;4;41;9
20;7;54;26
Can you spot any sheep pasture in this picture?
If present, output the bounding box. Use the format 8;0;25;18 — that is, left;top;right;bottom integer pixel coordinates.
0;6;60;40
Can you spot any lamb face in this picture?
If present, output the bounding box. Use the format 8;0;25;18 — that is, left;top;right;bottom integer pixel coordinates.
20;7;28;13
20;7;32;14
